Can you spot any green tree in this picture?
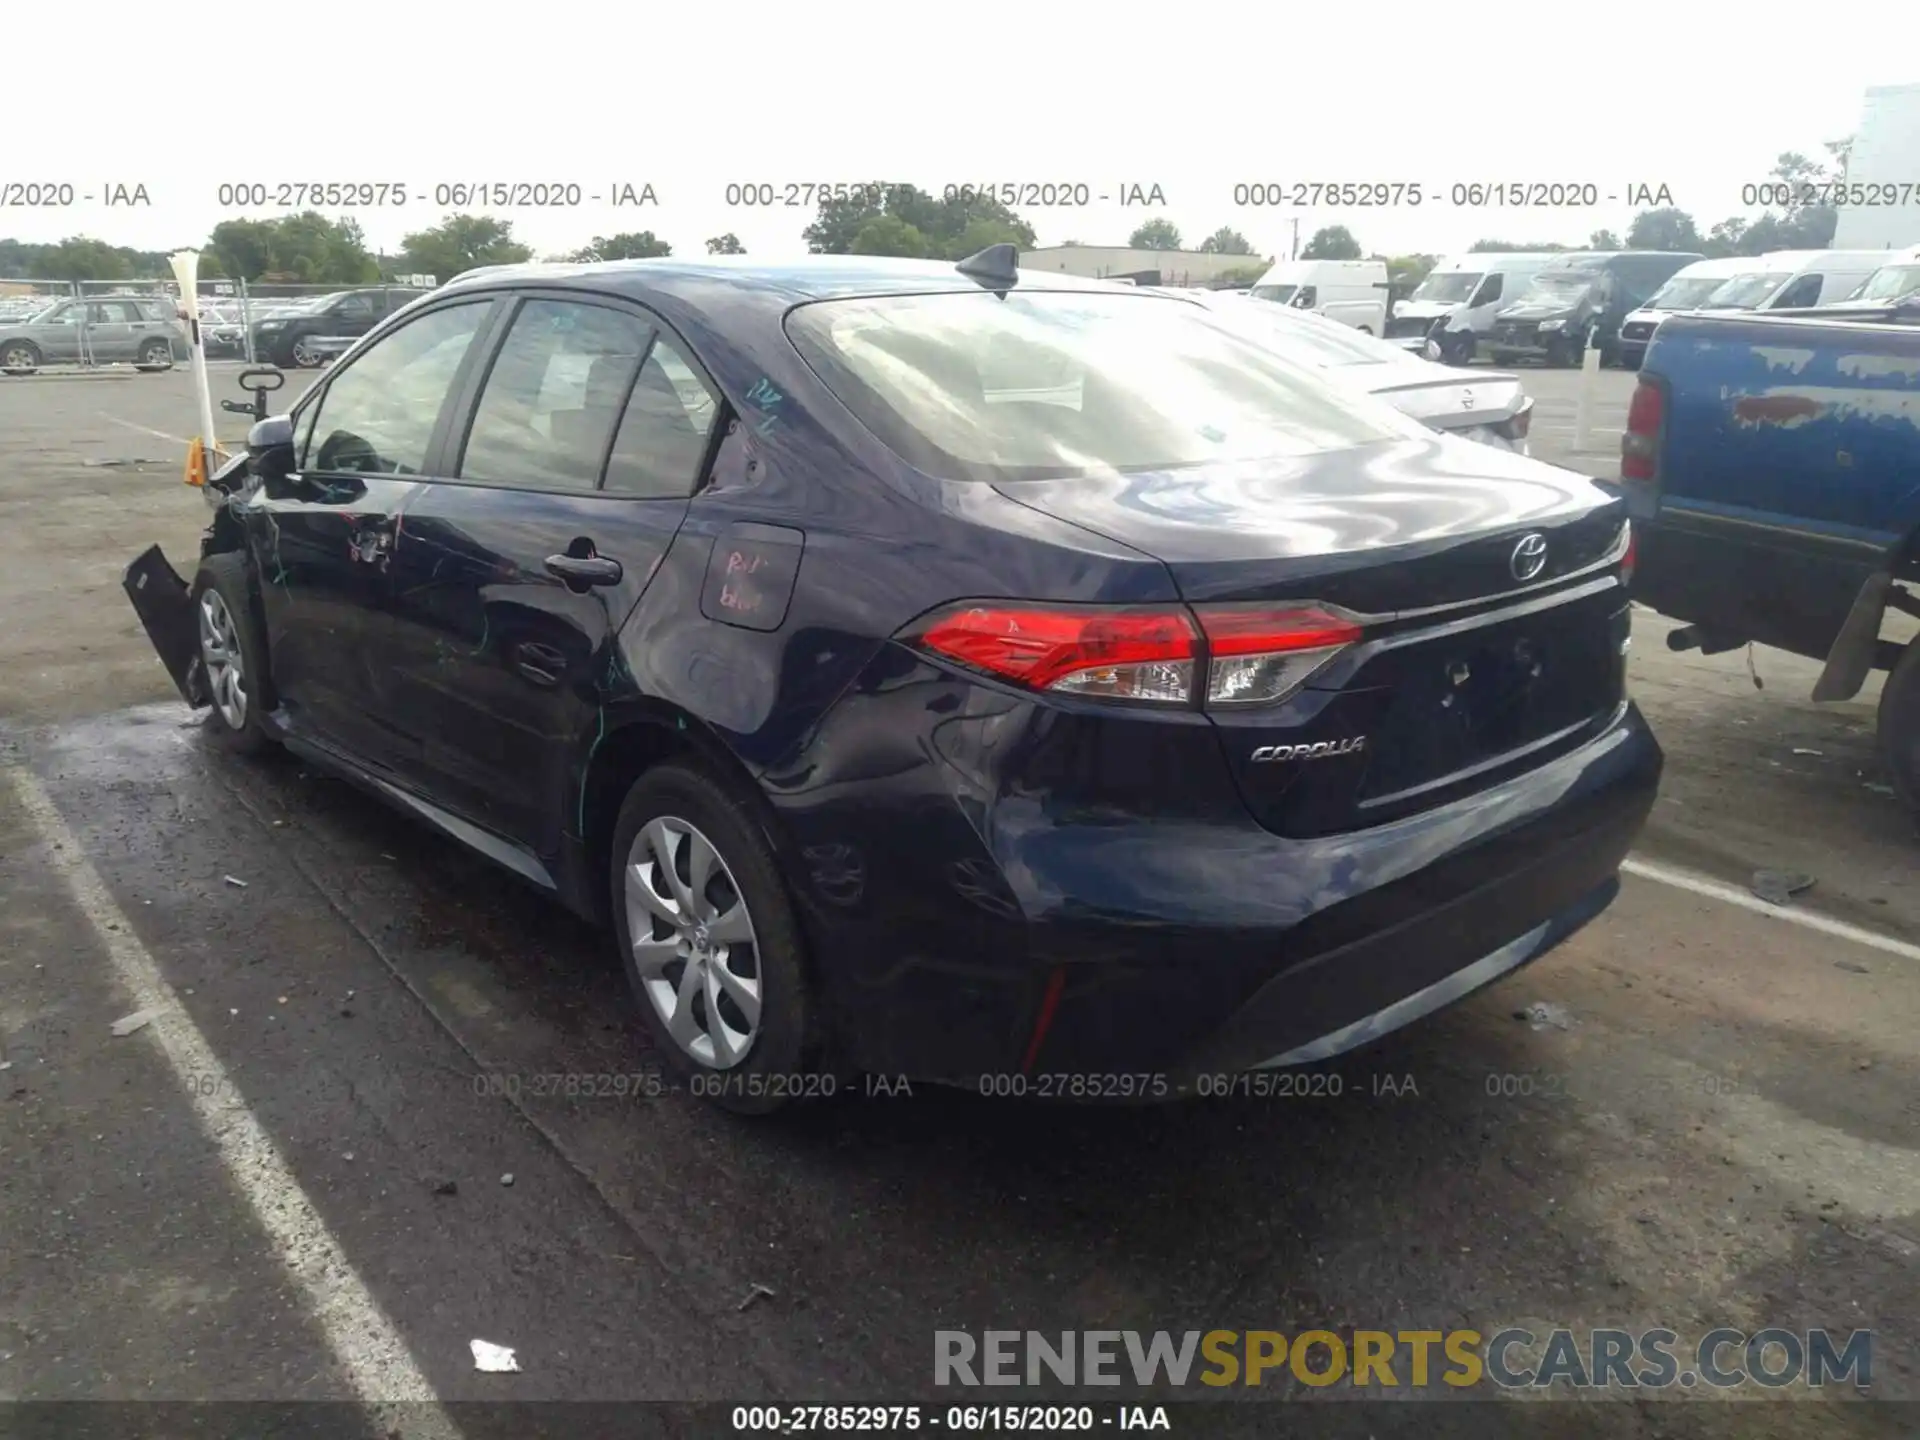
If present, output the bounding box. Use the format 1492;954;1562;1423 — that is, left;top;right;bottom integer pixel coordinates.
206;213;378;283
1301;225;1361;260
23;237;132;281
1128;218;1183;250
1626;208;1702;251
849;215;931;258
1198;226;1254;255
705;233;746;254
1468;238;1571;252
566;231;672;261
804;184;1034;258
399;215;533;279
1386;253;1438;292
1589;228;1622;249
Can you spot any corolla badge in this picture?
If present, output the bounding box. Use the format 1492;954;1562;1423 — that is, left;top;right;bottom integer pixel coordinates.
1509;532;1548;582
1250;737;1366;763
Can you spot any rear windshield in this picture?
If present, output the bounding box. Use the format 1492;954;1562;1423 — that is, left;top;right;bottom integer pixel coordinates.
784;290;1415;484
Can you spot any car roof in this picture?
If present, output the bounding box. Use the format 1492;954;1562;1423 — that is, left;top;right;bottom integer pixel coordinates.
439;255;1140;308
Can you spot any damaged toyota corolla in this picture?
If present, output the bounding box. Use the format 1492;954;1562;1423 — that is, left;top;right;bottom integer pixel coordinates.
123;249;1660;1112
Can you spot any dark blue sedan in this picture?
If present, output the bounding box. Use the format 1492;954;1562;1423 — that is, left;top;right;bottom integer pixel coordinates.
124;248;1660;1112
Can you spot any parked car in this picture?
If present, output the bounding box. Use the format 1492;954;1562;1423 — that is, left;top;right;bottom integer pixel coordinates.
249;287;428;367
1622;309;1920;809
0;296;184;372
198;303;250;358
1165;288;1536;454
123;251;1658;1110
1488;252;1704;367
1248;259;1391;333
1385;253;1563;365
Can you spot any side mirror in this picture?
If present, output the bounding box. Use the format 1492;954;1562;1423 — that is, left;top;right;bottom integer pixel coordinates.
246;414;296;481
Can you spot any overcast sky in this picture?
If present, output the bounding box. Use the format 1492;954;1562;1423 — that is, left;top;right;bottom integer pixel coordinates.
6;2;1913;265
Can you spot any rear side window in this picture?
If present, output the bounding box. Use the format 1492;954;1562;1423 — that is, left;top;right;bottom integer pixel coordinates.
603;335;720;498
303;302;490;474
785;290;1415;485
457;299;652;491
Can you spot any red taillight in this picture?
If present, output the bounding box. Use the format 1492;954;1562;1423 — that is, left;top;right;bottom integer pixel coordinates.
1621;380;1664;483
904;601;1366;708
908;604;1198;703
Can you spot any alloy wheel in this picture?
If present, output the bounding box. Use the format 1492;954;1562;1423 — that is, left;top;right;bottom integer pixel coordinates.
625;815;762;1069
198;589;248;731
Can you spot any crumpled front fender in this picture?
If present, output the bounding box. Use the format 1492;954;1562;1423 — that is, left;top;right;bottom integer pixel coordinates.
124;544;209;708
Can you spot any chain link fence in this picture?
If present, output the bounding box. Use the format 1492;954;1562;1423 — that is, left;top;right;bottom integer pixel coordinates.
1;277;436;372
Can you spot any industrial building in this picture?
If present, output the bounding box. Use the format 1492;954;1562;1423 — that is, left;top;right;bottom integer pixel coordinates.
1833;82;1920;250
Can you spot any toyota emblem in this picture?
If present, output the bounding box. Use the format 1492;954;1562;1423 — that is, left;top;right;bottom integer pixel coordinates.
1510;532;1548;582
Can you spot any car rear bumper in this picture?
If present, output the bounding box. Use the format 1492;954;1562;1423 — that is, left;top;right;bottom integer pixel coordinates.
787;689;1661;1090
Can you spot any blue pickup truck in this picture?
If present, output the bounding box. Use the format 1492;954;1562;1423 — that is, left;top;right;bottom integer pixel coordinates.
1622;307;1920;810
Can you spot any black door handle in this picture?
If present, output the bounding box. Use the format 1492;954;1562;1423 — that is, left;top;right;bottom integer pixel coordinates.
545;554;623;587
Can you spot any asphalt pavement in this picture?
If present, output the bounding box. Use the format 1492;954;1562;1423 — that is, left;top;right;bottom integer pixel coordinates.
0;359;1914;1437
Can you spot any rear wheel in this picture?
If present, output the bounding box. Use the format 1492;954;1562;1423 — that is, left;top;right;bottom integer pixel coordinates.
609;760;821;1114
189;553;276;755
1877;634;1920;815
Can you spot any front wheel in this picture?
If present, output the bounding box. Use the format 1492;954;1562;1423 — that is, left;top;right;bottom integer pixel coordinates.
290;337;323;368
1;340;40;373
609;760;822;1114
189;553;277;755
1876;633;1920;815
137;338;173;371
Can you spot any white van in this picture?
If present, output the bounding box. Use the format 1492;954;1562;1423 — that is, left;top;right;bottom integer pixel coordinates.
1615;257;1745;368
1700;250;1890;313
1384;253;1561;364
1834;244;1920;304
1249;259;1389;333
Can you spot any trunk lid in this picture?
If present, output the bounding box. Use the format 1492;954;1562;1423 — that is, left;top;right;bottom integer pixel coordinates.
994;439;1632;836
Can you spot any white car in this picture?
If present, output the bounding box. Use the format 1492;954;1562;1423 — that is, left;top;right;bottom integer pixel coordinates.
1164;288;1537;455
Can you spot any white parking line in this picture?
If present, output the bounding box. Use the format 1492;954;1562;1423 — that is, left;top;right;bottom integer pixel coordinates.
1623;855;1920;966
5;765;460;1427
103;416;192;447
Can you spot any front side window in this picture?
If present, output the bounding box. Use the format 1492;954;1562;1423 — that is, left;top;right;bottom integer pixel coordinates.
302;301;490;475
785;289;1416;485
457;299;653;491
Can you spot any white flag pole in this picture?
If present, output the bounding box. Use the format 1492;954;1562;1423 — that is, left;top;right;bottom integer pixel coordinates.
168;250;220;465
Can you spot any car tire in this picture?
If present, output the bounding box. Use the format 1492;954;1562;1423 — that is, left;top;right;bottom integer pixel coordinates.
137;338;173;371
290;336;322;368
608;759;822;1115
1876;632;1920;816
1;340;41;374
189;553;276;756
